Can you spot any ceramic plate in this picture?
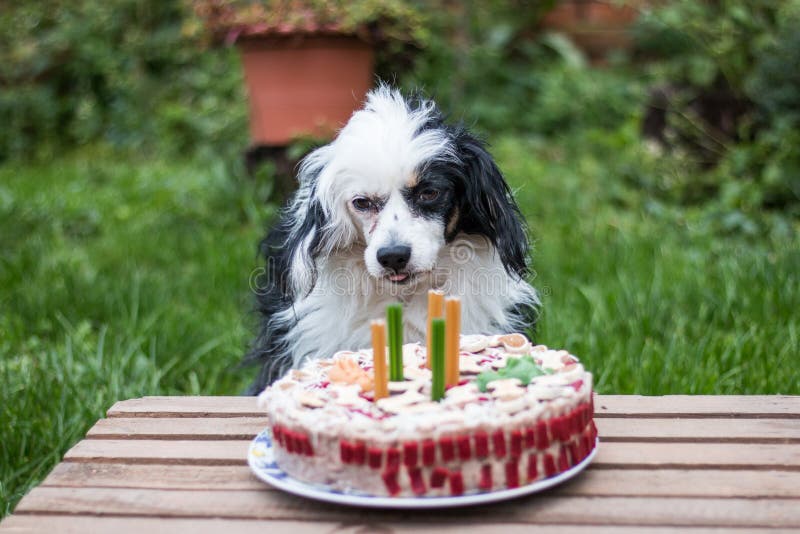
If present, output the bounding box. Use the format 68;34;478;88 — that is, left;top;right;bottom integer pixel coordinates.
248;428;597;509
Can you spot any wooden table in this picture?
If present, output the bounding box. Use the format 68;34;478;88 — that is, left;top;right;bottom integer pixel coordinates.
2;395;799;533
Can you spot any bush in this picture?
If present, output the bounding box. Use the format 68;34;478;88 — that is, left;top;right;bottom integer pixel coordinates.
632;0;800;219
0;0;247;162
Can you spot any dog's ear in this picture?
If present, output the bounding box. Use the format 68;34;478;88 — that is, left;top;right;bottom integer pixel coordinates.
283;192;328;297
455;132;529;278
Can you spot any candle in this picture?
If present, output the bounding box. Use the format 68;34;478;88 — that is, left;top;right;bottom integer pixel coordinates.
370;320;388;400
426;290;445;369
387;303;404;381
445;297;461;387
430;318;446;401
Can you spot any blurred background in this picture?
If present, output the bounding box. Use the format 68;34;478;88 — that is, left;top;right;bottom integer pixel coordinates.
1;0;799;517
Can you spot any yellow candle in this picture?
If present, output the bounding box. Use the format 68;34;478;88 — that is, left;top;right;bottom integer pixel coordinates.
426;290;445;369
371;319;389;400
444;297;461;387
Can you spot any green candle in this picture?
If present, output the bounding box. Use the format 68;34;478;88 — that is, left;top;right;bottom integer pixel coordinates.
431;318;446;401
387;303;404;380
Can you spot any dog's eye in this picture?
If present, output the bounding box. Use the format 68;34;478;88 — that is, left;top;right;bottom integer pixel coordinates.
352;197;373;212
417;188;440;202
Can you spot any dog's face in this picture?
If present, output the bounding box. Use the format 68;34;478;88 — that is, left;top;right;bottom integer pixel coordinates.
284;86;529;296
348;167;457;285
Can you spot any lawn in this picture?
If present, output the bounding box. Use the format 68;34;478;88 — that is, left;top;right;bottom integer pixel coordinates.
2;134;798;516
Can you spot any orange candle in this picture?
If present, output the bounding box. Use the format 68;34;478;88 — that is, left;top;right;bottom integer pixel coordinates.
426;290;445;369
371;319;389;400
444;297;461;387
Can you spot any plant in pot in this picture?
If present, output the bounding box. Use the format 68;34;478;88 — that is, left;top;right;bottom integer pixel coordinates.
193;0;425;198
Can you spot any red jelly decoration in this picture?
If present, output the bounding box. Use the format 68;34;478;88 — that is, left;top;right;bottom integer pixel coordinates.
439;437;456;462
505;460;520;488
457;435;471;461
449;471;464;496
510;430;523;458
524;427;535;449
569;379;584;391
479;464;492;490
583;433;594;456
568;441;580;466
535;420;550;450
339;441;353;463
543;453;557;477
382;470;401;496
403;441;419;467
272;426;282;446
430;467;448;488
555;415;569;441
367;447;383;469
474;431;489;458
527;453;538;481
301;435;313;456
352;442;366;465
387;447;401;470
422;439;436;466
492;430;507;458
558;446;569;472
408;467;426;496
284;431;296;454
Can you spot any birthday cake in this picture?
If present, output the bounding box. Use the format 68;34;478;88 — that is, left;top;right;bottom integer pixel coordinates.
258;331;597;498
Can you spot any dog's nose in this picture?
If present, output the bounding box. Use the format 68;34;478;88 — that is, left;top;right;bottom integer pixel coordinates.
377;245;412;272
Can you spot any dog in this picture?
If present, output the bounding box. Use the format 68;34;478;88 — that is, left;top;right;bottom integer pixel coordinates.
244;85;538;394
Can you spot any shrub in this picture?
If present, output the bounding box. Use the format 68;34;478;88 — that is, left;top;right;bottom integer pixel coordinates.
0;0;247;161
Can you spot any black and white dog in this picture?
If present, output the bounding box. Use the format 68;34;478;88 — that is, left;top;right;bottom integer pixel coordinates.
245;86;538;394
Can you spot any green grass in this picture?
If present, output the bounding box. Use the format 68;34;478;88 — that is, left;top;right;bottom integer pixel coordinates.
2;135;799;517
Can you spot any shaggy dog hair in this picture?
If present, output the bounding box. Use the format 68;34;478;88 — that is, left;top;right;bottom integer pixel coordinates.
244;86;538;394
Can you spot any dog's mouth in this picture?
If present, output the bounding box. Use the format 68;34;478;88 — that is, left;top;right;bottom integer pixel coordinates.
383;269;431;285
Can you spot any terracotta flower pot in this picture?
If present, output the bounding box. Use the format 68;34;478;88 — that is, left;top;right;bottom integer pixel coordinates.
541;0;641;62
239;35;374;145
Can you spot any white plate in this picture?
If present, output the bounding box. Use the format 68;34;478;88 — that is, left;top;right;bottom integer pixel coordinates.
248;428;598;509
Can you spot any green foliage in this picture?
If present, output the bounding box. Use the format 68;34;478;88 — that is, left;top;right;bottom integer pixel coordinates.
632;0;800;216
0;0;247;161
0;146;272;516
475;355;547;393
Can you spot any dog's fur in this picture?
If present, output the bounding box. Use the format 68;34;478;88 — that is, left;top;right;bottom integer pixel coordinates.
244;86;538;394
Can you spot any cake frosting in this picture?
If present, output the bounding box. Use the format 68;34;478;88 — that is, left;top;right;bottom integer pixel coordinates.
258;333;597;497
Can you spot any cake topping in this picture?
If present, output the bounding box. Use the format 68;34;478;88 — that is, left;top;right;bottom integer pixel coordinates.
328;357;374;393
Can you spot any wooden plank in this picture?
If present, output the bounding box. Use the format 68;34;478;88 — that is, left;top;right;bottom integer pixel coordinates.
553;469;800;498
594;442;800;470
39;462;800;499
106;395;800;419
86;417;269;440
63;439;251;465
40;463;267;491
3;515;783;534
596;418;800;443
62;439;800;470
12;487;800;527
106;397;262;418
84;416;800;443
594;395;800;419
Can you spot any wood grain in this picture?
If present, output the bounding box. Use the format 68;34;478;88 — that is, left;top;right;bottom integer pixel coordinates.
12;487;800;528
86;417;270;440
39;462;800;499
62;438;800;470
3;515;785;534
594;395;800;419
106;395;800;418
5;395;800;533
85;416;800;443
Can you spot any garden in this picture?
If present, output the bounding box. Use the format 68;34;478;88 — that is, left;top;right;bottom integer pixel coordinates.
1;0;799;518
